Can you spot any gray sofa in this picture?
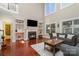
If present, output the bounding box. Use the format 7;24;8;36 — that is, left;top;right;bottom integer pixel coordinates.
51;33;79;56
58;44;79;56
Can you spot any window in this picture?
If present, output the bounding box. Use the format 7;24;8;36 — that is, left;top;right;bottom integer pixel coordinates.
45;3;56;16
0;3;18;12
74;19;79;25
51;23;56;33
62;21;72;34
0;3;8;9
74;28;79;34
73;19;79;34
62;19;79;34
60;3;74;9
64;28;72;34
8;3;16;11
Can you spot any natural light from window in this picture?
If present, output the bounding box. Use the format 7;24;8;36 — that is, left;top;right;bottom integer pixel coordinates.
60;3;74;9
45;3;56;16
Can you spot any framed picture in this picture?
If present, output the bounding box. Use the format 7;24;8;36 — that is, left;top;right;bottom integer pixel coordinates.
5;24;11;35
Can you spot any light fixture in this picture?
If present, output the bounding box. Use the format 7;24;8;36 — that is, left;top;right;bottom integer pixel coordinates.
21;40;25;44
48;27;50;29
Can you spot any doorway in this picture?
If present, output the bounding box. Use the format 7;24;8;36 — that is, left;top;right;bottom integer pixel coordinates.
4;23;11;46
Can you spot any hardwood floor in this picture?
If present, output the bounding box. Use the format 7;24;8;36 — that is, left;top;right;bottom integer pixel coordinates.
0;38;48;56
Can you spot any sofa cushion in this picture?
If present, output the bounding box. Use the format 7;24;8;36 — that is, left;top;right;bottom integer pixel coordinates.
76;43;79;47
52;33;57;38
52;33;57;37
64;35;77;46
59;34;65;38
64;39;74;46
67;34;74;39
76;35;79;43
66;47;79;56
57;33;66;40
58;37;65;40
58;44;79;56
63;47;79;56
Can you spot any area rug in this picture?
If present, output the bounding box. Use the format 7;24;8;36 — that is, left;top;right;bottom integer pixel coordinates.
31;42;63;56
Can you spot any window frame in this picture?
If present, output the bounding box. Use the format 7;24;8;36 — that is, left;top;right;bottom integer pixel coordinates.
62;17;79;34
60;3;74;9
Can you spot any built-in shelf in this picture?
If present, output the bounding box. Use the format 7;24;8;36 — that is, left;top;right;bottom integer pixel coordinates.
38;22;43;38
16;32;24;40
15;19;25;40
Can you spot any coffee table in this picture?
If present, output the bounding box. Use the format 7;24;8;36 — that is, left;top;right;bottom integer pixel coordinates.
44;38;64;56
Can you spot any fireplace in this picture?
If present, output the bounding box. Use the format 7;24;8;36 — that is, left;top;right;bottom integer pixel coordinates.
28;31;36;39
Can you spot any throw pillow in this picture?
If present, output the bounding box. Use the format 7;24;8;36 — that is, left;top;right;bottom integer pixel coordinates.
59;34;65;38
67;34;74;39
53;33;57;37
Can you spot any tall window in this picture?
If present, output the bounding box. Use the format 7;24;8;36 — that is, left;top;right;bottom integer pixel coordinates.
60;3;74;9
62;19;79;35
45;3;56;16
0;3;18;12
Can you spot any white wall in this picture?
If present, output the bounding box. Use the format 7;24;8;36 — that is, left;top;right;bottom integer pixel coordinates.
18;3;44;21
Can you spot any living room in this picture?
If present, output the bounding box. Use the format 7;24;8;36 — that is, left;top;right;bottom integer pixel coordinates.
0;3;79;57
0;3;44;55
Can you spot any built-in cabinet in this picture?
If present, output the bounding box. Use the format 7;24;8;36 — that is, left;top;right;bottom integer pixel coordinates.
15;19;24;40
4;24;11;46
38;22;43;38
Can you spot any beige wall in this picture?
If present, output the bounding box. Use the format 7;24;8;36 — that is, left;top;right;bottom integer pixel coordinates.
18;3;44;22
18;3;44;40
44;3;79;38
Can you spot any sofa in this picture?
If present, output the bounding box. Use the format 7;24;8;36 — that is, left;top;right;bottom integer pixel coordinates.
51;33;79;56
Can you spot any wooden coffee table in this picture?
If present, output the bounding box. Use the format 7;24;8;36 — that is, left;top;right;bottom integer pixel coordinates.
44;38;64;56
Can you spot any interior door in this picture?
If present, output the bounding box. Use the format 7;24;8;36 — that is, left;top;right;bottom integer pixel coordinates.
4;24;11;46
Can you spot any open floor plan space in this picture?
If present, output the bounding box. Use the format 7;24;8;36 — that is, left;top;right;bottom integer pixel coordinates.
0;3;79;56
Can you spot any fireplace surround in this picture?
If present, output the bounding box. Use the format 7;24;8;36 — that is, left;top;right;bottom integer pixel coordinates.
28;31;36;39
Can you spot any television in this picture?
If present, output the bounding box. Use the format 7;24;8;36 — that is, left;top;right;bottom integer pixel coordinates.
27;19;38;27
